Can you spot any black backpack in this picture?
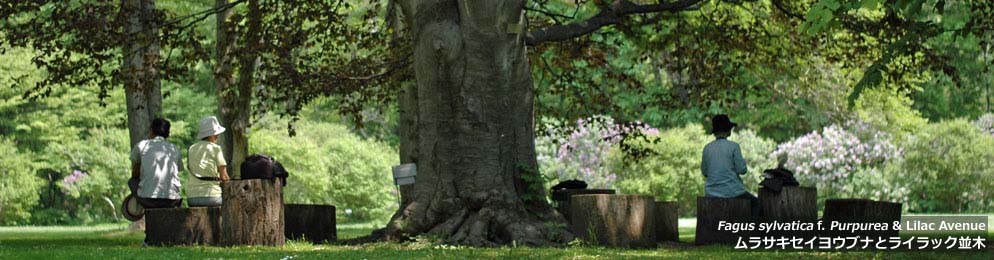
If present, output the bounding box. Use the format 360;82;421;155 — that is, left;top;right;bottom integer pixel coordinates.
760;167;799;192
240;154;289;186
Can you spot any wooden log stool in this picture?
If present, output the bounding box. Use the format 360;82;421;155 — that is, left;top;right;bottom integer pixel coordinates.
569;194;655;248
221;179;285;246
551;189;615;223
145;207;222;246
284;204;337;243
654;201;679;243
822;199;902;238
695;197;752;245
760;186;817;238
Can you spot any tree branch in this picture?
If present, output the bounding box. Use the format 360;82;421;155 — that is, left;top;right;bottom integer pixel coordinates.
525;0;703;45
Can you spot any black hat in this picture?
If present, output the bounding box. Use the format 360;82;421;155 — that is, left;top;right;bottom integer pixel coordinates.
711;114;738;133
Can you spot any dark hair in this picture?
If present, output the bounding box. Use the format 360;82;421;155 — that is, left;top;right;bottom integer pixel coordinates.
151;118;171;138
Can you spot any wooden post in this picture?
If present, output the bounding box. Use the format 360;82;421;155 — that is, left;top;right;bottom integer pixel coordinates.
284;204;337;243
145;207;222;246
654;201;679;243
569;194;655;248
822;199;902;238
551;189;615;223
695;197;752;245
221;179;285;246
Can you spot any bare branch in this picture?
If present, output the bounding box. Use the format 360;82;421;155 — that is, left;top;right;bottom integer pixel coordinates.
525;0;703;45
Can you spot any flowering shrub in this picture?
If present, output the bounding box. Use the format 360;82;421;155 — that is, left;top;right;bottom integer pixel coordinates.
772;121;901;199
536;116;658;189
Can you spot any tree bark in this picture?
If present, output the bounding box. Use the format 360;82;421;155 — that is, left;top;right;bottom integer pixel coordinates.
821;198;902;238
378;0;569;246
284;204;337;243
653;201;679;243
221;179;285;246
569;194;656;248
759;186;817;222
214;0;237;172
145;207;222;246
695;197;752;245
122;0;162;147
215;0;259;179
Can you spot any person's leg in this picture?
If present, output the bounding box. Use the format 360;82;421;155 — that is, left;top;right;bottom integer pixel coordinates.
736;192;762;219
137;197;183;209
188;197;222;207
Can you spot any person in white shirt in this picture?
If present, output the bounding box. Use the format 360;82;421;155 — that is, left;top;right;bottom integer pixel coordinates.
128;118;183;208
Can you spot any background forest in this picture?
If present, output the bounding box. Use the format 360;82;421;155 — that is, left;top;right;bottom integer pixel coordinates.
1;0;993;226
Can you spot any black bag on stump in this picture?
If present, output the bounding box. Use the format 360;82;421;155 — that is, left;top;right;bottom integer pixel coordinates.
760;167;799;192
240;154;289;186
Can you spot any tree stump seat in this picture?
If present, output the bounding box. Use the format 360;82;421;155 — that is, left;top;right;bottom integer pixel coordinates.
551;189;615;223
695;196;752;245
569;194;655;248
654;201;679;243
221;179;285;246
759;186;818;238
144;207;222;246
284;204;337;243
821;199;902;238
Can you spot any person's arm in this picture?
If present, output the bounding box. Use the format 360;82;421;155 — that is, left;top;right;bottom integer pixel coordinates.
216;145;230;182
218;166;230;182
733;145;748;175
131;162;140;179
130;142;142;179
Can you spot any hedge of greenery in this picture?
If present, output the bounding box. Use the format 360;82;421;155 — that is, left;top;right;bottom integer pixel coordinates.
251;120;399;223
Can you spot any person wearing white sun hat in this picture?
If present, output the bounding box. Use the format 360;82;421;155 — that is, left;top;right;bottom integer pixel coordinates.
186;116;231;207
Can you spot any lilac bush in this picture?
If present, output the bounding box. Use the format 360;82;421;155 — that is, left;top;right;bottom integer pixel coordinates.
62;170;87;186
771;121;901;197
536;116;658;189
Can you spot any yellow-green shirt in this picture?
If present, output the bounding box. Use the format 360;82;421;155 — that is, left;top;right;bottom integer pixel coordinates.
186;141;226;198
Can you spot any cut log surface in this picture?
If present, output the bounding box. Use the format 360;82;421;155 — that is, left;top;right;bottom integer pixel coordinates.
285;204;337;243
569;194;655;248
221;179;285;246
695;197;752;245
653;201;679;243
760;186;818;222
552;189;615;223
822;199;902;238
145;207;221;246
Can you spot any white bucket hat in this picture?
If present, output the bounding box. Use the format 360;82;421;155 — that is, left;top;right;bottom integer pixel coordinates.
197;116;226;139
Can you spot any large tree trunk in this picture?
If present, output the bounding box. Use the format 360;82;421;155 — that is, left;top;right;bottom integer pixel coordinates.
121;0;162;147
378;0;569;246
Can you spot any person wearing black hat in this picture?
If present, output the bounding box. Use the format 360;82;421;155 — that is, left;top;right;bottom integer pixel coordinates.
701;114;761;219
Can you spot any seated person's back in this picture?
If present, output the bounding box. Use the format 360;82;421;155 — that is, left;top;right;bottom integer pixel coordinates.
186;116;229;207
130;118;183;208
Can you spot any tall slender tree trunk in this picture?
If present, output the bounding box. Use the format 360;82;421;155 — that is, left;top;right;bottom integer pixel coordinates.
214;0;237;174
379;0;569;246
214;0;260;178
122;0;161;147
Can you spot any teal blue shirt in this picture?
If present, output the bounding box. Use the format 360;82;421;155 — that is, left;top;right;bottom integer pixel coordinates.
701;138;748;198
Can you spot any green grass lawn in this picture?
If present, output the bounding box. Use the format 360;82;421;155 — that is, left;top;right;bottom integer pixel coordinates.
0;219;990;259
